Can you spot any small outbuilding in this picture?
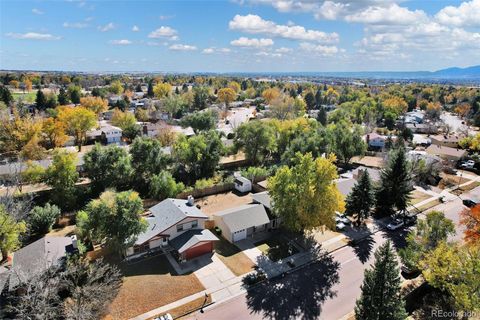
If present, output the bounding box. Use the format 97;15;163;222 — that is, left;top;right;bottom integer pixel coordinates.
234;176;252;193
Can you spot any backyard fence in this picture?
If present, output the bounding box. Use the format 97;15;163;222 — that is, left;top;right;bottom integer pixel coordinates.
176;183;235;199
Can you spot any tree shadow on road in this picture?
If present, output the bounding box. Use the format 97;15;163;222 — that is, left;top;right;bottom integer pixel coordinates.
352;233;375;264
244;251;340;320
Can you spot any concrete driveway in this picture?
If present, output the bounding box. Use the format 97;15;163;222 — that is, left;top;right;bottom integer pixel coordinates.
194;254;236;290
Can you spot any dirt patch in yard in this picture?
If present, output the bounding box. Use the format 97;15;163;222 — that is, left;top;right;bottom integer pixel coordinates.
438;173;471;189
107;254;205;320
214;237;254;276
351;156;384;168
410;190;432;205
195;191;253;216
47;225;76;237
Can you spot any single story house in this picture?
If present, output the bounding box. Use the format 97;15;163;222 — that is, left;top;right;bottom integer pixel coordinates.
425;144;467;162
430;135;462;148
213;204;270;242
1;236;78;292
126;197;218;261
250;191;281;229
234;176;252;193
412;134;431;146
336;178;356;198
143;122;195;138
406;123;438;134
404;111;425;124
352;167;381;182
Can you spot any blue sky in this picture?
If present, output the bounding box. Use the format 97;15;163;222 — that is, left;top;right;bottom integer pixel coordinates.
0;0;479;72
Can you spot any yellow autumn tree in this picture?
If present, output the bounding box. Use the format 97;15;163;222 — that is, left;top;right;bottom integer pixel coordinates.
57;106;96;151
153;83;172;99
80;96;108;115
262;88;281;104
217;87;236;108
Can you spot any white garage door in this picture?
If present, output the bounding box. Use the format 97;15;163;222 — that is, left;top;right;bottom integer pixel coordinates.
232;229;247;242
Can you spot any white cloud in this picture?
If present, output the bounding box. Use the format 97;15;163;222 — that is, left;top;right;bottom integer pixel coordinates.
275;47;292;53
6;32;61;40
229;14;338;42
231;37;274;47
202;47;231;54
63;22;88;28
229;14;338;43
344;4;427;25
169;44;197;51
159;15;175;20
300;42;339;55
32;8;44;15
109;39;132;45
435;0;480;27
132;25;140;32
148;26;178;40
98;22;115;32
255;51;282;57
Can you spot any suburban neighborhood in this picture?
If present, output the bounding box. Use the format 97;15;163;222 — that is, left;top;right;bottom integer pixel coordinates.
1;0;480;320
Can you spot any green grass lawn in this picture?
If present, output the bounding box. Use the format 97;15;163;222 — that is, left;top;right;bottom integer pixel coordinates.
255;234;299;262
12;92;36;103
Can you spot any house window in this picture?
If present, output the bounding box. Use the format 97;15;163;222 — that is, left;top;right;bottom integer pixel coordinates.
177;224;183;232
192;220;198;228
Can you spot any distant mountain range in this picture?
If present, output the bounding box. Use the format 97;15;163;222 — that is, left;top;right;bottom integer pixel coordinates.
229;65;480;81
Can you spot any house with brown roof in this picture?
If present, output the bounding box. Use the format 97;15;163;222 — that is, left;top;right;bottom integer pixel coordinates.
425;144;467;162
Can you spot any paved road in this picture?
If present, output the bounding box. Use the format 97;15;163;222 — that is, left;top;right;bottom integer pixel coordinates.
187;193;474;320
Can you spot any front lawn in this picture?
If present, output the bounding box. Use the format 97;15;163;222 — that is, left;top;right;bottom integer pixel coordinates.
214;236;254;276
255;234;299;262
108;254;204;320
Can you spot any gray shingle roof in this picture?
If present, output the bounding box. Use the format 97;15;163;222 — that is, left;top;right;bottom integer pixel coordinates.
251;191;271;210
336;178;356;197
8;236;72;290
214;204;270;233
134;198;207;245
170;229;218;254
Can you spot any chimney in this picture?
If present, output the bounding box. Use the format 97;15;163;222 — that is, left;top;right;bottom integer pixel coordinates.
187;195;194;206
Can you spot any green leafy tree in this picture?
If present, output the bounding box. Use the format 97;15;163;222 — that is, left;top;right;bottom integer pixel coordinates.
241;166;268;184
150;170;185;200
375;148;412;216
0;85;13;106
269;153;344;232
0;205;27;261
83;144;133;193
281;129;327;166
193;86;209;110
399;210;454;272
162;94;185;119
420;242;480;313
68;85;82;104
45;150;79;209
173;131;224;181
21;161;46;184
76;190;147;255
129;137;170;192
327;121;366;166
234;121;276;165
28;203;61;235
355;241;407;320
181;110;217;133
345;170;375;224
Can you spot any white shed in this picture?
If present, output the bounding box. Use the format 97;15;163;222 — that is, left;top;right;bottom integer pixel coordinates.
234;176;252;193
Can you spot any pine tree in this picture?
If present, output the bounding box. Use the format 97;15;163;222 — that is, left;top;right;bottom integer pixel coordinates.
58;87;69;105
346;170;374;224
317;106;327;126
355;241;407;320
147;80;154;97
36;89;46;111
375;147;411;216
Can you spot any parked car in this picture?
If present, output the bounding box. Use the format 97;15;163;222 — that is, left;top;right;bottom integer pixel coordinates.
335;212;351;224
460;160;475;169
401;265;421;278
336;222;346;231
403;215;417;226
387;218;404;231
463;199;478;208
154;313;173;320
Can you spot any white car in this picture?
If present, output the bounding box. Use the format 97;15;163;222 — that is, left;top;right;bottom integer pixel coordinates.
155;314;173;320
387;219;404;231
335;212;351;224
460;160;475;169
336;222;346;231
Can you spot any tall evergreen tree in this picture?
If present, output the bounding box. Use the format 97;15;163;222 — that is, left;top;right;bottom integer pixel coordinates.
355;241;407;320
147;79;154;98
315;89;322;107
58;87;69;105
346;170;375;224
304;92;316;110
317;106;327;126
375;147;411;216
35;89;47;111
